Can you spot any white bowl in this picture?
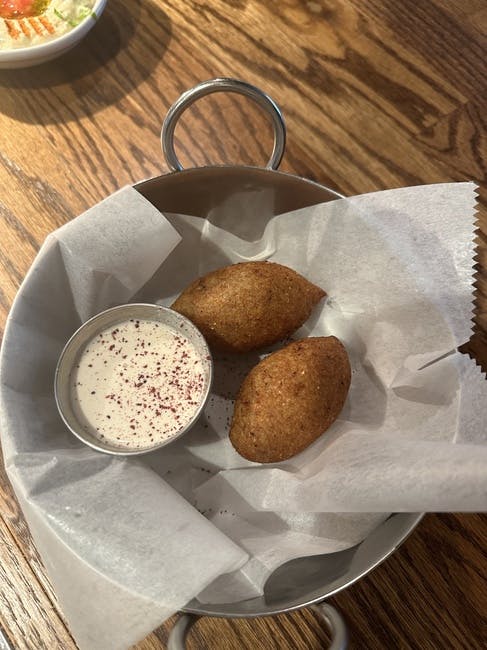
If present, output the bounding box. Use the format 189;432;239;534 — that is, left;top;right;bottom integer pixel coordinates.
0;0;107;69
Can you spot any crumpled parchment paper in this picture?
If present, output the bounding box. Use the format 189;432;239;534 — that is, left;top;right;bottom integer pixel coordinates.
1;182;485;650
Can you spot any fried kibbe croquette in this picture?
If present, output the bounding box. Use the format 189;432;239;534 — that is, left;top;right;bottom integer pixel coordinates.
171;261;326;352
229;337;351;463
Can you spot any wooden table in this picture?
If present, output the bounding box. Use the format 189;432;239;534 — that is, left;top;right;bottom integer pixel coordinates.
0;1;486;648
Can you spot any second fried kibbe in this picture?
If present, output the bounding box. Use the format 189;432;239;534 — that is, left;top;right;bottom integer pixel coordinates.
171;261;326;352
230;337;351;463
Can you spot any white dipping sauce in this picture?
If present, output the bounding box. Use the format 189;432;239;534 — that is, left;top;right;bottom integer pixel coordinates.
71;318;208;450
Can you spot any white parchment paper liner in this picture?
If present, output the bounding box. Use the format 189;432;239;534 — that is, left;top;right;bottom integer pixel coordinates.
1;182;485;649
0;189;248;650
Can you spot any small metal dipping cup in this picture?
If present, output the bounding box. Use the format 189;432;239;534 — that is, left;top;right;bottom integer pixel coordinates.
54;304;213;456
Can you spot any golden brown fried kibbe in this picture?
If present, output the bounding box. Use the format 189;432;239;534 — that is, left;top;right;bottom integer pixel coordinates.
171;262;326;352
230;337;351;463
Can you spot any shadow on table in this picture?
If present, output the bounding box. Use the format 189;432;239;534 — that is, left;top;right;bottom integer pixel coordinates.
0;0;171;124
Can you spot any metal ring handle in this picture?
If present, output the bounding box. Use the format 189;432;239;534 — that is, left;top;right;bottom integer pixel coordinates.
311;603;349;650
161;78;286;172
167;614;198;650
167;604;348;649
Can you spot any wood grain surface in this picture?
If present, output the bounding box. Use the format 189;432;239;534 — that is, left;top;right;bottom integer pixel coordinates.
0;1;486;649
